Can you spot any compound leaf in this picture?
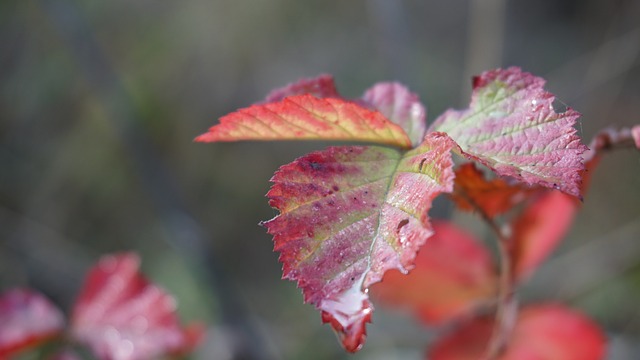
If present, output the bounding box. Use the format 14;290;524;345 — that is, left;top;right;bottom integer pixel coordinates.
196;94;412;148
430;67;587;197
262;132;455;352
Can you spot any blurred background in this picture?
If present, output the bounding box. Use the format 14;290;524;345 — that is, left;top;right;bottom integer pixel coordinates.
1;0;639;359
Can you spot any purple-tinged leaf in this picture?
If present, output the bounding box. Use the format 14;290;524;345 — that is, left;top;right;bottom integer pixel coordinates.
263;74;341;103
262;132;455;352
196;94;412;149
0;289;65;357
429;67;587;197
362;82;427;147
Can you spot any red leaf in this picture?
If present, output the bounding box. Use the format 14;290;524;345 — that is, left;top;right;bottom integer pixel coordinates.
262;133;455;352
371;221;497;325
0;289;65;357
196;94;412;148
509;191;577;281
71;253;201;360
430;67;587;198
451;163;536;217
362;82;427;147
429;304;606;360
262;74;341;103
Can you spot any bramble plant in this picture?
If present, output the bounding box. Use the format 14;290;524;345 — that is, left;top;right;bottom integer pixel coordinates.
3;68;638;359
197;67;640;358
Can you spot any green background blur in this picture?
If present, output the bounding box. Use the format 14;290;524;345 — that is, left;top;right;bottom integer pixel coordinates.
1;1;639;359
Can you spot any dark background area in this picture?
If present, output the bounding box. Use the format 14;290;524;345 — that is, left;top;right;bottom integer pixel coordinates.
1;1;639;359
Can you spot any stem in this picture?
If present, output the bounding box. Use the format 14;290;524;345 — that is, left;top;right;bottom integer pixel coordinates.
463;195;515;360
485;221;514;360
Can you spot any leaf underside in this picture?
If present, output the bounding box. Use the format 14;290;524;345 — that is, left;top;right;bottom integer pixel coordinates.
451;163;536;217
262;133;454;352
430;67;587;197
195;94;412;149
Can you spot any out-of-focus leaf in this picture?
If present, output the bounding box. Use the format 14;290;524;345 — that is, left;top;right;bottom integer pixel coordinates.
430;67;587;198
451;163;535;217
262;133;455;352
70;253;202;360
633;125;640;149
371;221;497;325
428;304;606;360
0;289;65;357
362;82;427;147
509;191;577;281
262;74;341;103
196;94;412;148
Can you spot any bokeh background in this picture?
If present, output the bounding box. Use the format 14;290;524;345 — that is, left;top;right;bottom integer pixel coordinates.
1;1;639;359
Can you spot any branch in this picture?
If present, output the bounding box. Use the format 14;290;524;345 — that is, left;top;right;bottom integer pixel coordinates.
584;125;640;163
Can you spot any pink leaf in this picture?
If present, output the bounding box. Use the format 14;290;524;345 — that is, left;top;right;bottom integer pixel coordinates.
263;74;341;103
371;221;497;325
71;253;201;360
633;125;640;149
362;82;427;147
0;289;65;357
196;94;412;148
509;191;577;281
262;132;455;352
430;67;587;198
429;304;606;360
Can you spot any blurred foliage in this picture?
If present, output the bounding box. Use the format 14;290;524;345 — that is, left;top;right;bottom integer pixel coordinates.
1;0;639;359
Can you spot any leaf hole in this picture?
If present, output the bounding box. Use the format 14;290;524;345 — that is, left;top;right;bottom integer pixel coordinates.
396;219;409;233
418;158;427;172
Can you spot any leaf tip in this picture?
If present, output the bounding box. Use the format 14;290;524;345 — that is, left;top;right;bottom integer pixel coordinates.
321;299;373;353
